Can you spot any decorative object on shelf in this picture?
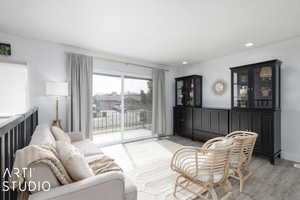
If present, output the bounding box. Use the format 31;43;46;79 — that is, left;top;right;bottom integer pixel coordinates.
46;82;69;129
239;86;248;97
260;66;272;80
212;79;227;95
0;43;11;56
261;87;272;97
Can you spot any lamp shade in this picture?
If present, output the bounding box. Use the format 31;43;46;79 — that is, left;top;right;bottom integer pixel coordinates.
46;82;68;96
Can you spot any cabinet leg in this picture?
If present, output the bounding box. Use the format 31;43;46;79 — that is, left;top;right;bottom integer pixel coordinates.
270;157;275;165
278;153;281;159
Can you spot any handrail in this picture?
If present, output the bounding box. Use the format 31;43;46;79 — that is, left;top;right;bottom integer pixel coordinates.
0;107;38;136
93;109;152;134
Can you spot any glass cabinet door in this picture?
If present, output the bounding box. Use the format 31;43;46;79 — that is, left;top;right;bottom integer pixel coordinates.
176;79;184;106
232;69;250;108
185;78;194;106
252;66;273;108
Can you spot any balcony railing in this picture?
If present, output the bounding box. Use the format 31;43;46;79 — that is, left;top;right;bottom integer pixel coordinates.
93;110;152;134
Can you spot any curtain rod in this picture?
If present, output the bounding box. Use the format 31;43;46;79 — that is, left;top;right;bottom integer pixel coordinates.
93;56;169;72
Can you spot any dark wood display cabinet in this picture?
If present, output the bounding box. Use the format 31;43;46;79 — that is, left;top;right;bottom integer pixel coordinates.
230;60;281;164
175;75;202;107
174;75;202;139
174;75;230;141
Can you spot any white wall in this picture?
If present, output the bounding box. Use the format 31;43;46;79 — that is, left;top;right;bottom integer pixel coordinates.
176;37;300;162
0;32;175;135
0;62;29;116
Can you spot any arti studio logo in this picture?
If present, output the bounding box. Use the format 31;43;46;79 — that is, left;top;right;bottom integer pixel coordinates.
2;168;51;192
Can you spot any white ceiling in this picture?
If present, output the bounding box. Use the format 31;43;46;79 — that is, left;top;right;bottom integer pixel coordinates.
1;0;300;66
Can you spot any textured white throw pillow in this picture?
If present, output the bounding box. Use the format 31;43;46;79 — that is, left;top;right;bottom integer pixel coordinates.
56;141;94;181
51;126;71;143
208;138;233;149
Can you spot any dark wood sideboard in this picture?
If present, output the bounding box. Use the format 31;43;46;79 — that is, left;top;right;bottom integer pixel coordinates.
174;60;281;164
174;107;229;142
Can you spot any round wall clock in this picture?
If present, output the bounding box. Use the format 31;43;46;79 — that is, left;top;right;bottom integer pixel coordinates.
212;80;227;95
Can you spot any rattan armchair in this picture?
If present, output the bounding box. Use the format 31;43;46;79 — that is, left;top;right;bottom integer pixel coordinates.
171;138;234;200
225;131;258;192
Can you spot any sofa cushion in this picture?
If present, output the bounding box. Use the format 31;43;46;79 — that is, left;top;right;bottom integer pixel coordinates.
26;162;61;193
56;141;94;181
30;125;56;145
72;140;103;157
124;177;137;200
51;126;71;143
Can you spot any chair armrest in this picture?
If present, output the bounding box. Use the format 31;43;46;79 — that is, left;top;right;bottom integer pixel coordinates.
202;137;226;149
171;147;204;170
29;172;125;200
67;132;84;142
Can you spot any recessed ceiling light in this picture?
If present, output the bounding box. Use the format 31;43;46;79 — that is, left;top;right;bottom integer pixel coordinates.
182;61;188;65
245;42;254;47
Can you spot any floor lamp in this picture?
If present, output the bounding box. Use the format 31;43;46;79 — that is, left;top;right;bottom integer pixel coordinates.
46;82;68;129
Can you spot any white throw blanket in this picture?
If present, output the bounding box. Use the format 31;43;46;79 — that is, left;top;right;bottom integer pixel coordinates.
10;145;72;200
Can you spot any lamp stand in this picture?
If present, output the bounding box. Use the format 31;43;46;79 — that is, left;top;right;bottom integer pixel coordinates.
52;97;63;129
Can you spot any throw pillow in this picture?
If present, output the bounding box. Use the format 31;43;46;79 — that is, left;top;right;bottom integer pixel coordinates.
208;138;233;149
51;126;71;143
56;141;94;181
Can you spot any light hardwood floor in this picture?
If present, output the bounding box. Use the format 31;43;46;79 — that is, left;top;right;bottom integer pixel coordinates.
101;136;300;200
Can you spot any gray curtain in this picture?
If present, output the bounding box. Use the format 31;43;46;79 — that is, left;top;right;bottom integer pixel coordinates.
152;69;167;136
66;53;93;139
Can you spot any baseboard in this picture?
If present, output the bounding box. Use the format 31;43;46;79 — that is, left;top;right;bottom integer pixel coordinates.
281;151;300;163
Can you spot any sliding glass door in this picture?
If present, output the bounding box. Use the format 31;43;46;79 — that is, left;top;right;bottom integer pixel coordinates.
123;76;152;141
92;73;153;145
93;74;122;144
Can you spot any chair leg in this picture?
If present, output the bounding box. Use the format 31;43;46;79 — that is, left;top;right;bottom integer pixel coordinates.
173;175;180;197
240;179;244;193
223;180;232;193
236;169;245;192
209;188;219;200
218;180;233;200
235;167;255;193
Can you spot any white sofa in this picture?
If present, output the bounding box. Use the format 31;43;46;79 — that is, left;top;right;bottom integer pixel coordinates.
27;125;137;200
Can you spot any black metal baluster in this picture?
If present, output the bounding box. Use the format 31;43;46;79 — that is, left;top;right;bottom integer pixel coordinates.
1;136;4;200
5;133;10;200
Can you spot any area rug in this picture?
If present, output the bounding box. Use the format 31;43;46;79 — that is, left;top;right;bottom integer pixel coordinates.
102;138;211;200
